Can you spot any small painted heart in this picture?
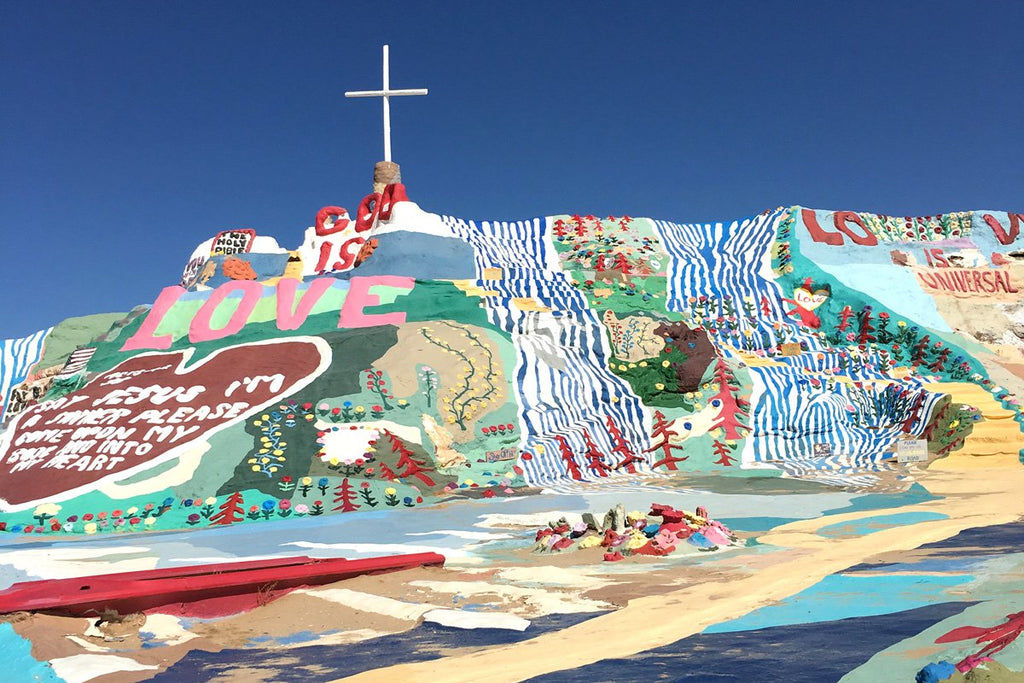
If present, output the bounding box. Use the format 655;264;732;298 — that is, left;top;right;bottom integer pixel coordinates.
792;287;829;311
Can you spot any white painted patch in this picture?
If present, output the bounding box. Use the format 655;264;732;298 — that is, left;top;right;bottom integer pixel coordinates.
406;530;514;541
375;202;459;238
64;635;109;652
49;654;158;683
283;540;472;560
163;554;293;565
0;546;155;582
409;580;613;616
474;512;584;529
422;608;530;631
138;613;197;646
318;426;379;465
494;566;618;589
295;587;433;621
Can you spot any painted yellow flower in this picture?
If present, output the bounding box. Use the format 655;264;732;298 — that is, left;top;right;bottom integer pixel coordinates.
655;383;665;391
355;406;365;413
639;361;648;367
84;523;98;534
662;360;671;368
385;487;397;496
144;517;156;526
302;476;312;485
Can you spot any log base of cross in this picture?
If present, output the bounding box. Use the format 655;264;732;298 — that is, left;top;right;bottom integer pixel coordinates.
374;161;402;194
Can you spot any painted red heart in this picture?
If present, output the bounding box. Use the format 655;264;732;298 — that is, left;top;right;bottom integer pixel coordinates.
0;337;329;510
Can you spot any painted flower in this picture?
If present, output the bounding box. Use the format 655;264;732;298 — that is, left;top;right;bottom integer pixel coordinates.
279;499;292;511
32;503;62;519
361;481;371;489
187;513;201;524
84;523;97;534
261;500;276;511
385;487;397;496
294;504;309;515
354;406;365;414
144;517;156;526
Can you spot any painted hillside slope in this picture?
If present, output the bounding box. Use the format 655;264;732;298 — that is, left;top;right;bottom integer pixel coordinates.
0;187;1021;537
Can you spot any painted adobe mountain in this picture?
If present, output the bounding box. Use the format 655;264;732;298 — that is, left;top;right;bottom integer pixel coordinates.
0;184;1021;535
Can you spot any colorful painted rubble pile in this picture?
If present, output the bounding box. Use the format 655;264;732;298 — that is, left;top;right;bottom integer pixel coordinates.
533;503;743;561
0;184;1021;535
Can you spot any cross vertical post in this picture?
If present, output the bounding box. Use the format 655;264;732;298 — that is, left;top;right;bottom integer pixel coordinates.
346;45;427;163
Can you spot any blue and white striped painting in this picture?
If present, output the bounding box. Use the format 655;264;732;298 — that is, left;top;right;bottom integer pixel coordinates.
0;328;50;421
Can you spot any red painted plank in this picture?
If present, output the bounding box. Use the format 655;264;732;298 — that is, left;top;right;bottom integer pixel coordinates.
0;552;444;617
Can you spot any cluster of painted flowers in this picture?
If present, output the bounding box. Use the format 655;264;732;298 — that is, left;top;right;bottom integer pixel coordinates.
0;498;176;535
319;399;410;423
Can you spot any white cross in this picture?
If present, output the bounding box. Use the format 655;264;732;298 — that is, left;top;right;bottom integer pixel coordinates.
345;45;428;163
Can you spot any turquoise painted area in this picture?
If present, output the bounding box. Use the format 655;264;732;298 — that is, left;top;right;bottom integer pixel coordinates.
818;511;948;538
718;516;799;532
823;483;940;516
0;622;63;682
705;573;973;635
816;262;952;332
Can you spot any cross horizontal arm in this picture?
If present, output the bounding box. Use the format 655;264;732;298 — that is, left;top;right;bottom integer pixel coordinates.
345;89;429;98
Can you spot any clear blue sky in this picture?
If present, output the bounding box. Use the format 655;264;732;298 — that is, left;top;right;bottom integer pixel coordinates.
2;1;1022;338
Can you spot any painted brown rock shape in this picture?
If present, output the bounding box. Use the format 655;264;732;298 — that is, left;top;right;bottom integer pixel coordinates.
0;338;330;510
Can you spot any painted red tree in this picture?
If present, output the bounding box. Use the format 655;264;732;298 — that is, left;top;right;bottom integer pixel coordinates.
835;305;855;333
856;307;877;346
900;393;927;433
554;435;583;480
912;334;932;366
606;415;644;473
376;461;398;480
936;611;1024;667
712;358;750;440
571;214;586;237
644;410;687;470
611;253;631;274
209;491;245;525
760;296;773;317
928;346;950;373
379;430;436;487
332;478;361;512
553;219;568;238
712;438;737;466
581;429;610;477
